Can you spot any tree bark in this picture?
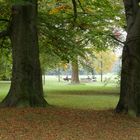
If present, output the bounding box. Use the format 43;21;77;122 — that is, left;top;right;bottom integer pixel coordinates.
100;55;103;82
1;3;48;107
116;0;140;116
71;56;80;84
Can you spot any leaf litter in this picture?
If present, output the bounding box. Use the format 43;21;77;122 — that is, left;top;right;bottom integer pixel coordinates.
0;107;140;140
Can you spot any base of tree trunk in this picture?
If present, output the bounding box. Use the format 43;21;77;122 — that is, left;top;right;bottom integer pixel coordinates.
0;92;48;107
115;100;128;113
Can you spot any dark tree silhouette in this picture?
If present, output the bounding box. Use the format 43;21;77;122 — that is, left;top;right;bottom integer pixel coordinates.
116;0;140;116
0;1;48;107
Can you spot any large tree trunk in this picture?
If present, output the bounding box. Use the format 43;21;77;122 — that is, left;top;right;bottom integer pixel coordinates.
71;57;80;84
1;3;48;107
116;0;140;116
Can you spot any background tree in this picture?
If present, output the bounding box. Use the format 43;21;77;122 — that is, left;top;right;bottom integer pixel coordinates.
81;49;117;81
94;50;117;82
71;55;80;84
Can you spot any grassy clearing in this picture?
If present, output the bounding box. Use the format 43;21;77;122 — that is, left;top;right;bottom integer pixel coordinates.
44;80;119;110
42;78;119;110
0;78;119;110
44;83;119;110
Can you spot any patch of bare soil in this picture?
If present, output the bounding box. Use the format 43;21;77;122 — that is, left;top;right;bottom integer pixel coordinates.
0;107;140;140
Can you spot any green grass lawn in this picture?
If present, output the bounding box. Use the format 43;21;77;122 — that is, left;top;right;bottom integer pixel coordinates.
0;78;120;110
0;81;10;101
44;79;119;110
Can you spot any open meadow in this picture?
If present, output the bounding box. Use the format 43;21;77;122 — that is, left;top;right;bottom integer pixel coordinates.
0;76;140;140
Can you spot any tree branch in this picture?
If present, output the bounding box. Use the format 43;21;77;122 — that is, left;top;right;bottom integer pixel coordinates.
109;35;125;45
71;0;77;22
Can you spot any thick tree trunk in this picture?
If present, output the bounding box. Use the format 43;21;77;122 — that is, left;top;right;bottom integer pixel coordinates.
115;46;129;113
116;0;140;116
1;3;48;107
71;57;80;84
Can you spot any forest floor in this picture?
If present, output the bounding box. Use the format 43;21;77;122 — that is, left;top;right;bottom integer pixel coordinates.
0;107;140;140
